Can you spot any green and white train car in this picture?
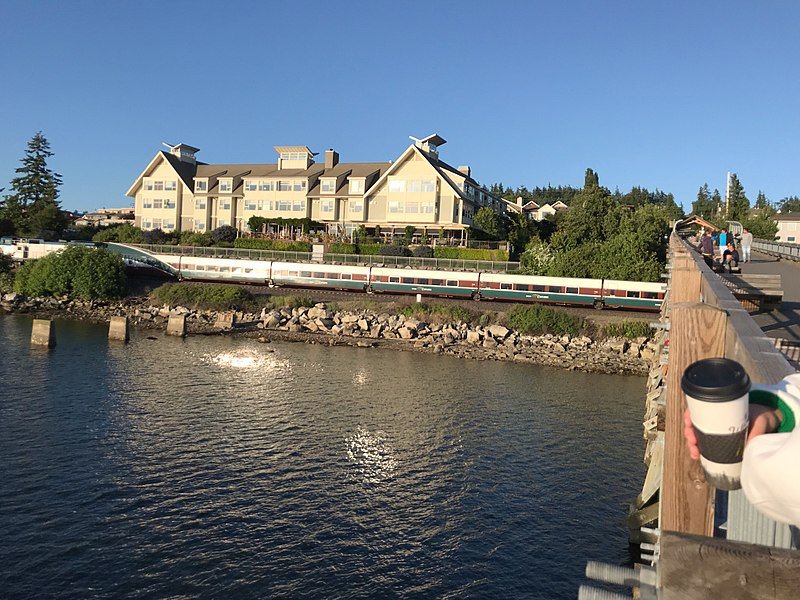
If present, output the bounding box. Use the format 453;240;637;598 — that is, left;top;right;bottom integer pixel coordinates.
167;256;271;283
269;262;370;291
479;273;605;306
369;267;480;298
600;279;664;310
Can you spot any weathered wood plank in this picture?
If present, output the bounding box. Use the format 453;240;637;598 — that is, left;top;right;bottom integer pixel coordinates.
661;301;727;536
660;531;800;599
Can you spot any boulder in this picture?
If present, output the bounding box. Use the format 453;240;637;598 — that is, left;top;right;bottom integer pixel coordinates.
398;327;415;339
466;330;482;344
487;324;510;339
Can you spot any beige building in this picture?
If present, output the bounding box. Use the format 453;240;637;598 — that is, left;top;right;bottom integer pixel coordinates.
126;135;511;239
775;212;800;243
75;207;134;228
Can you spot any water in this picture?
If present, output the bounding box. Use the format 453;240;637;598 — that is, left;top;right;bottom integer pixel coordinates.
0;315;644;599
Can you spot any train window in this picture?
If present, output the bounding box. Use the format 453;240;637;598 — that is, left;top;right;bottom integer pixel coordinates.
547;286;563;293
208;266;219;272
313;272;325;278
605;289;615;296
340;273;352;280
514;284;529;291
389;276;400;283
301;271;312;278
431;279;444;285
417;278;430;285
244;268;253;274
401;277;414;284
500;283;512;290
327;273;339;279
533;285;545;292
627;291;640;298
231;267;242;274
446;280;458;287
566;287;579;294
220;267;230;272
289;271;299;277
194;265;204;271
184;264;195;270
642;291;659;299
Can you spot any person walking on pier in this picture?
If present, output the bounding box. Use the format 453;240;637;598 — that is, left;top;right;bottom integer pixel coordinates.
741;228;753;263
718;229;728;260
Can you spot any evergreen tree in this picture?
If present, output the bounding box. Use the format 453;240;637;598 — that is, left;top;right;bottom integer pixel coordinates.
726;173;749;221
711;189;723;215
754;190;771;211
0;132;66;238
692;184;716;217
583;168;600;189
779;196;800;213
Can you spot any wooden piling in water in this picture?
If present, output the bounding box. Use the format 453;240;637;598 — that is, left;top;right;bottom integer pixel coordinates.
108;316;129;342
30;319;55;348
215;311;235;330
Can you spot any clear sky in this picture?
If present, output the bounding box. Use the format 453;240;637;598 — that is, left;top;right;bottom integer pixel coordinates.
1;1;798;213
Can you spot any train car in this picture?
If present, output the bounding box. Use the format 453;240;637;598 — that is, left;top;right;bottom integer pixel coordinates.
270;261;371;291
601;279;665;310
174;256;271;284
479;272;605;306
369;267;480;298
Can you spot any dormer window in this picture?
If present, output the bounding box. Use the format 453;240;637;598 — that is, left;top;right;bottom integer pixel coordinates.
321;179;336;194
348;179;364;194
196;180;207;192
219;180;232;193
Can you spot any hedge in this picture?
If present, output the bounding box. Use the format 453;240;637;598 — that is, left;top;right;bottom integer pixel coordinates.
503;304;582;336
432;247;509;261
234;238;313;252
151;283;256;311
329;243;357;255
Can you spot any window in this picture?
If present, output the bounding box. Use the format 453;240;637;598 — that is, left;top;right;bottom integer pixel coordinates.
515;284;530;292
350;201;363;212
245;181;258;191
196;199;206;209
152;199;163;209
321;200;334;213
789;236;796;242
164;221;175;230
533;285;545;292
293;200;305;212
422;180;436;192
153;181;164;191
389;276;400;283
281;151;307;161
643;292;660;299
141;220;152;229
196;180;207;192
164;181;177;191
196;223;206;231
388;200;401;213
388;179;405;192
321;179;336;193
300;271;312;278
143;199;153;208
278;181;291;191
219;200;231;210
446;280;458;287
547;286;563;293
144;181;154;191
245;201;257;211
165;200;176;209
219;180;232;192
431;279;444;285
293;180;306;192
152;218;162;229
566;287;579;294
421;203;435;213
405;202;419;213
408;180;422;193
340;273;352;280
313;272;325;278
402;277;414;284
500;283;513;290
627;291;640;298
218;219;228;227
349;179;364;194
277;200;291;211
258;180;273;191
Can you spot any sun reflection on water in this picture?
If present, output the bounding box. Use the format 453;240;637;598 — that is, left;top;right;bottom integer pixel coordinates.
346;426;398;483
200;348;291;375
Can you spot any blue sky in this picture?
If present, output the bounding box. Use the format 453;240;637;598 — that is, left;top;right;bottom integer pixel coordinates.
1;1;798;212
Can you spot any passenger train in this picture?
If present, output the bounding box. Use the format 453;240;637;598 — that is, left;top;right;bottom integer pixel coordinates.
156;253;665;311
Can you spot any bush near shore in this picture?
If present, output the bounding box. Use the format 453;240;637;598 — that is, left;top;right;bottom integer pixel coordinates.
13;246;126;300
150;282;315;312
504;304;583;336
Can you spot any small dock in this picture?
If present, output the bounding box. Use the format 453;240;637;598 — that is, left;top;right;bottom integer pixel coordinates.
581;233;800;599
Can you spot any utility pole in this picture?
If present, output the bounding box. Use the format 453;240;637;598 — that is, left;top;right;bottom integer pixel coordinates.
725;171;731;217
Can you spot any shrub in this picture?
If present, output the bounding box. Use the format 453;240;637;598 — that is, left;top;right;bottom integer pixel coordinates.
234;238;312;252
433;247;509;261
519;239;554;275
92;223;145;244
14;246;126;299
329;243;357;255
378;245;412;257
151;283;256;311
604;320;651;339
412;245;434;258
142;228;171;245
267;294;314;309
504;304;582;336
179;231;213;247
352;224;368;243
404;225;416;244
398;302;479;324
0;252;12;275
211;225;238;244
356;243;381;255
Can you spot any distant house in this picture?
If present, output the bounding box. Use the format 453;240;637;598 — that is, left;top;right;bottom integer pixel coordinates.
74;207;134;228
775;212;800;243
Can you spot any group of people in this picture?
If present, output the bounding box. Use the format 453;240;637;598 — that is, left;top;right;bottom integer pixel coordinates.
697;227;753;272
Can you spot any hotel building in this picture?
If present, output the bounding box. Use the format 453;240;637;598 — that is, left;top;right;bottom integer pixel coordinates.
126;134;511;239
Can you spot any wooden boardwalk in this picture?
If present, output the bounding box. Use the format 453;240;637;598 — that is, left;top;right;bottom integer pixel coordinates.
741;251;800;342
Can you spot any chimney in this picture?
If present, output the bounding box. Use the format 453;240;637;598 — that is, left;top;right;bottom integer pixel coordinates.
516;196;523;207
457;165;471;177
325;149;339;170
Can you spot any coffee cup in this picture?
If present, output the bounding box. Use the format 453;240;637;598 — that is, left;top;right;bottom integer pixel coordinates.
681;357;751;490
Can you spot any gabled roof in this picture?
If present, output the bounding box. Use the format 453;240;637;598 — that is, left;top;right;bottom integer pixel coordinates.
522;201;540;210
364;144;465;202
126;151;202;197
274;145;315;155
776;212;800;222
307;162;390;197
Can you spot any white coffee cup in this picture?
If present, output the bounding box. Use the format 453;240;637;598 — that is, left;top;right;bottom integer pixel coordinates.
681;358;751;490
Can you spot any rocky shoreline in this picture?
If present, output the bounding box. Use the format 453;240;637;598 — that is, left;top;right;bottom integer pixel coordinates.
1;292;654;376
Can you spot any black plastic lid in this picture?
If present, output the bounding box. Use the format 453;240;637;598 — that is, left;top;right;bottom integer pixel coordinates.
681;358;751;402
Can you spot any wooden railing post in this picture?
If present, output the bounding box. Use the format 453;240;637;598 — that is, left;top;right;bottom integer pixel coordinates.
661;300;728;536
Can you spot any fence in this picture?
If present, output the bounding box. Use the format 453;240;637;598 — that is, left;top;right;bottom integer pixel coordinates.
753;239;800;261
123;243;520;273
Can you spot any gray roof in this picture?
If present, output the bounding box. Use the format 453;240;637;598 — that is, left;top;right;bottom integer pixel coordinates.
776;212;800;221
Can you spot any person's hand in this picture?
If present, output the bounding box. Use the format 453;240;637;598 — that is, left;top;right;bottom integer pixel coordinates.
683;405;783;460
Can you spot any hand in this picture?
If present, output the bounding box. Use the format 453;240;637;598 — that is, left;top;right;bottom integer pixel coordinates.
683;405;783;461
